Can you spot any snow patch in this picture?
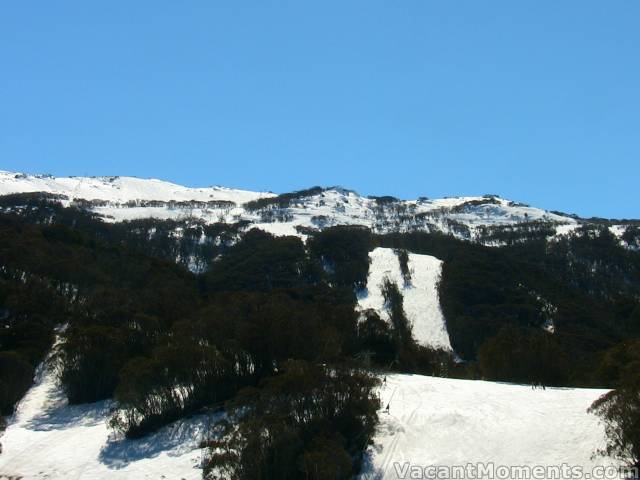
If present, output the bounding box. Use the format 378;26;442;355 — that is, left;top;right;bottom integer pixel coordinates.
608;225;626;238
553;223;581;239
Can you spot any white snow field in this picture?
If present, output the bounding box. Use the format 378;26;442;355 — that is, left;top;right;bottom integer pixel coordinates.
360;374;617;480
0;361;210;480
358;248;452;351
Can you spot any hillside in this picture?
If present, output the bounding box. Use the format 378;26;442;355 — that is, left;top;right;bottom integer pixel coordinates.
1;171;639;478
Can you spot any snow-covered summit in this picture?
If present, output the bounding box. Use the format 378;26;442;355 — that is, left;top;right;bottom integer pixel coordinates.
0;171;275;204
0;171;577;239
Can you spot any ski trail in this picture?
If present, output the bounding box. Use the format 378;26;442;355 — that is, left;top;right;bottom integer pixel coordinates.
360;374;618;479
373;378;425;478
358;248;453;352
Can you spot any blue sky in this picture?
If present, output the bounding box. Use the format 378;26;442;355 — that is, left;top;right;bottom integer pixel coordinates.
1;1;638;218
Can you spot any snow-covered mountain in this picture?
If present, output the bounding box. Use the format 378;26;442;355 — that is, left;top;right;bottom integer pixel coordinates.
0;171;579;241
0;171;634;480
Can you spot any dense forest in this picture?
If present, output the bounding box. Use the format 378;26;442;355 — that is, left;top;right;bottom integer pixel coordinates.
1;192;640;476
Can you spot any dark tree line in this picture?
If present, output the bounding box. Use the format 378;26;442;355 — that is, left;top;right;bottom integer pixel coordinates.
0;275;62;415
0;212;199;412
589;340;640;471
307;225;372;290
110;287;359;437
395;249;411;286
478;325;568;386
244;187;325;211
0;191;246;272
203;361;380;480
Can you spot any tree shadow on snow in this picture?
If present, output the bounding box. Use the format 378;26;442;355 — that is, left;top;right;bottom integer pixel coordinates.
98;413;216;470
356;287;369;300
357;449;385;480
23;383;110;432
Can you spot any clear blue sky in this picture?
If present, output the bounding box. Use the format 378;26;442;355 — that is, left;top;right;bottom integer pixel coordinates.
1;1;638;218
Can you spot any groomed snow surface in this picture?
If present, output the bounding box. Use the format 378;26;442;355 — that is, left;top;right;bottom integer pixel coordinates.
358;248;453;352
360;374;617;480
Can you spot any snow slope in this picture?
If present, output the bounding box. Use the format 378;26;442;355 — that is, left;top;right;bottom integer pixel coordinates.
0;360;209;479
358;248;452;351
1;369;616;480
360;374;616;480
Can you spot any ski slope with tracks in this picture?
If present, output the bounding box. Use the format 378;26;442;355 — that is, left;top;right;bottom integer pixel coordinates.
360;374;617;479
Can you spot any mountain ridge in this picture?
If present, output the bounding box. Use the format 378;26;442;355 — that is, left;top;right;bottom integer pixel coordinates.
0;170;584;241
0;170;571;213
